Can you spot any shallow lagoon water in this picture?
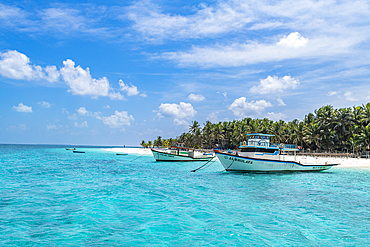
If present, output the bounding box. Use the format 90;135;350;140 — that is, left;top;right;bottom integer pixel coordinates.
0;145;369;246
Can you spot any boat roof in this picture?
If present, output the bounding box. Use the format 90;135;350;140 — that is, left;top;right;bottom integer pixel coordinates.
246;133;275;137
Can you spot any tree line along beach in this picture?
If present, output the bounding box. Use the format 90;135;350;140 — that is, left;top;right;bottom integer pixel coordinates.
134;103;370;169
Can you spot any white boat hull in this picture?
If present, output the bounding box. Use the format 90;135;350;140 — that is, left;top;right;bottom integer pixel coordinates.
215;152;337;172
151;149;213;162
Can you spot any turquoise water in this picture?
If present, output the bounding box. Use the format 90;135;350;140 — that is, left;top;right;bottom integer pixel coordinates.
0;145;369;246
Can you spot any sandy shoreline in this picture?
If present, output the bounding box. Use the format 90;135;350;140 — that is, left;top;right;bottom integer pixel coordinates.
103;148;370;168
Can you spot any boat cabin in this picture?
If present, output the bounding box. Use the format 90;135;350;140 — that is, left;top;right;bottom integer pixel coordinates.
238;133;298;160
169;143;189;155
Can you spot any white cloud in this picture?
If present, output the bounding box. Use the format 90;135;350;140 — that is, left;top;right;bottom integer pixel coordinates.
38;101;51;108
77;107;89;116
277;98;286;106
0;50;59;82
228;97;272;117
119;80;139;96
207;112;218;123
188;93;205;101
108;91;125;100
173;119;189;126
101;110;134;128
159;32;356;68
47;124;61;130
328;91;339;96
127;1;253;41
157;102;197;125
277;32;308;48
60;59;111;98
250;75;299;94
344;91;356;101
12;102;32;113
0;51;126;100
77;106;101;118
266;112;286;121
74;121;88;128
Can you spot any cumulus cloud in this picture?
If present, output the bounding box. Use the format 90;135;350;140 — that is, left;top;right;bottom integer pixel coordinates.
228;97;272;117
277;32;308;48
77;107;89;116
60;59;110;97
157;102;197;125
74;121;88;128
101;110;134;129
266;112;286;121
0;50;59;82
250;75;299;94
0;50;127;100
119;80;140;96
207;112;218;123
12;102;32;113
188;93;205;101
38;101;51;108
77;107;101;118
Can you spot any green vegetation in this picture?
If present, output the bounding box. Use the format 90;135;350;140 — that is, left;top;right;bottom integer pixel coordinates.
142;104;370;154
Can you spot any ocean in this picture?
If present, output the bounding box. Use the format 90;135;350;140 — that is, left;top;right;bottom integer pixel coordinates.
0;144;369;246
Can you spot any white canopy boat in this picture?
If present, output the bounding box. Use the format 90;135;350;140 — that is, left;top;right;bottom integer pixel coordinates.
151;143;214;162
215;133;338;172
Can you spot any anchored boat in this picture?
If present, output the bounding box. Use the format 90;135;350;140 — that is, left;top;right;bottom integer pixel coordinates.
215;133;338;172
151;143;214;162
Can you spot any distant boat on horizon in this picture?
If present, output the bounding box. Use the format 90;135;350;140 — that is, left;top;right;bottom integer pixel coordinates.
65;148;76;150
116;153;128;155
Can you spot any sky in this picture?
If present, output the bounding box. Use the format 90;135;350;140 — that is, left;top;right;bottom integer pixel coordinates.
1;0;370;145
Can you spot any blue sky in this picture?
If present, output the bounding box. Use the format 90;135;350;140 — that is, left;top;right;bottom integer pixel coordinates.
1;0;370;145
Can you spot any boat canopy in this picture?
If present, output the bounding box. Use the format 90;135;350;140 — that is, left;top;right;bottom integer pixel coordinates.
239;133;298;151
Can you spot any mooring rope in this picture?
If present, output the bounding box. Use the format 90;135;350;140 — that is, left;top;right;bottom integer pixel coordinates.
224;159;235;171
191;157;216;172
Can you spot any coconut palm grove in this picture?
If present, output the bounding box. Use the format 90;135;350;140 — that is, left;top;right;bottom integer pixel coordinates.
141;103;370;154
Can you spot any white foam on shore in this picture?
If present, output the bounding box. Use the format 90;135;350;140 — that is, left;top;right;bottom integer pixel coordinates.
102;148;370;168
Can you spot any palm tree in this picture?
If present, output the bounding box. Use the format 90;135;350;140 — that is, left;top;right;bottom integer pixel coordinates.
358;125;370;151
140;140;147;148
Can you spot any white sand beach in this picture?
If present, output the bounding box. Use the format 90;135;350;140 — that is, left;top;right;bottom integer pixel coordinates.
103;147;153;155
284;155;370;168
104;148;370;168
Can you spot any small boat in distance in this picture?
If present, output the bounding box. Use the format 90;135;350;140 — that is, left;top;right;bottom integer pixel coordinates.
215;133;338;172
116;153;128;155
73;150;85;154
65;148;76;150
151;143;214;162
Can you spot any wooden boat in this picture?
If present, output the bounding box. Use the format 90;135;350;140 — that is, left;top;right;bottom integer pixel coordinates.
65;148;76;150
73;150;85;154
151;143;214;162
215;133;338;172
